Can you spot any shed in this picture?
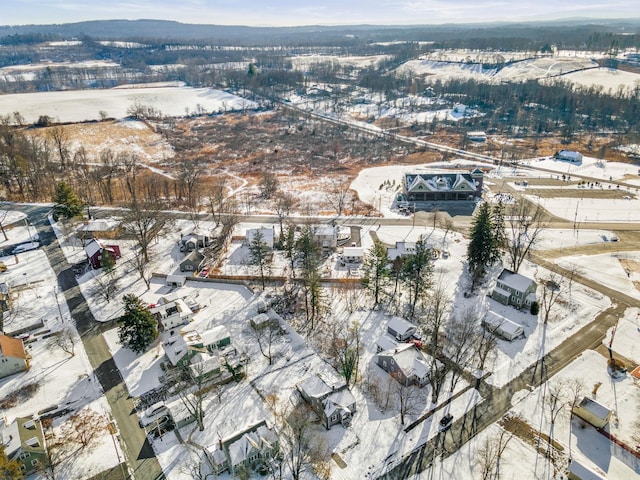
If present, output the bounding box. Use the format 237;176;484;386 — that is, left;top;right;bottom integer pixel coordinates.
567;458;606;480
572;397;612;428
386;316;416;342
557;150;583;163
482;311;525;341
165;396;196;428
166;275;187;288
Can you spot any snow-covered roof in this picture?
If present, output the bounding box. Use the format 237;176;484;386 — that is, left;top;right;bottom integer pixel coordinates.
577;397;612;421
380;343;431;380
0;419;20;457
226;421;277;467
246;226;275;246
484;311;525;337
558;150;583;161
313;225;336;237
78;218;121;232
162;329;203;366
189;353;220;379
387;241;416;261
497;269;535;293
298;373;345;400
387;316;416;336
84;238;104;258
376;334;401;352
405;172;477;193
200;325;231;347
343;247;364;257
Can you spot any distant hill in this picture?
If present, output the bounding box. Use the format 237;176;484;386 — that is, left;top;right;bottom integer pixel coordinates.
0;18;639;45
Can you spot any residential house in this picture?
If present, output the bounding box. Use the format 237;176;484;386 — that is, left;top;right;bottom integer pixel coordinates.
403;169;483;202
188;352;222;382
377;343;438;387
179;229;211;252
245;227;275;249
162;330;207;367
312;225;337;250
375;334;402;353
387;241;416;262
179;250;205;273
341;247;364;264
386;316;417;342
491;269;537;309
556;150;583;163
0;282;11;312
84;239;121;269
77;217;122;241
466;131;487;142
165;396;196;429
201;325;232;351
205;444;229;475
0;334;29;379
482;311;525;341
296;373;356;429
1;416;48;476
572;397;613;429
165;275;187;288
223;420;279;476
150;295;193;331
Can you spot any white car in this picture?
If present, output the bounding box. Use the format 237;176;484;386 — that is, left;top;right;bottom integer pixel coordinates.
11;242;40;255
138;402;168;427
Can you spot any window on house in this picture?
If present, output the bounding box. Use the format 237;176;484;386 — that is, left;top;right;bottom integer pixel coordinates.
19;465;26;472
19;452;30;460
383;360;387;368
31;459;40;466
511;296;517;303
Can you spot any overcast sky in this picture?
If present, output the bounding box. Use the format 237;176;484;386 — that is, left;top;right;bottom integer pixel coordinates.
1;0;637;26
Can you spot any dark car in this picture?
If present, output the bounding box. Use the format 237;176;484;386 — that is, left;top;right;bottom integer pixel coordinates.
439;414;453;432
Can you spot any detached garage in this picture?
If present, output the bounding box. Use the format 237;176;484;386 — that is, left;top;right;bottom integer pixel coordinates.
166;275;187;288
482;311;525;341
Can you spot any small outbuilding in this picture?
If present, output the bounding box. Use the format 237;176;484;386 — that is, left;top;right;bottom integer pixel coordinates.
386;316;417;342
342;247;364;264
572;397;613;428
482;311;525;341
84;239;121;269
556;150;583;164
166;275;187;288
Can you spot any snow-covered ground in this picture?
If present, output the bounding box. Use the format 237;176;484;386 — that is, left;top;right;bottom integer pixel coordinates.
604;307;640;365
0;85;258;123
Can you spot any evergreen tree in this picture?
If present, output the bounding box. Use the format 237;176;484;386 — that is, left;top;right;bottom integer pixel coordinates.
400;239;434;318
117;294;158;354
0;446;23;480
362;239;390;306
248;230;272;290
467;202;495;291
52;181;83;220
490;201;507;264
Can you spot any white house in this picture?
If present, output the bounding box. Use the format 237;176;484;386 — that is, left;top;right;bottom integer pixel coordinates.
165;275;187;288
387;241;416;261
150;296;193;331
245;227;275;249
313;225;337;249
342;246;364;264
466;131;487;142
0;334;29;379
556;150;583;163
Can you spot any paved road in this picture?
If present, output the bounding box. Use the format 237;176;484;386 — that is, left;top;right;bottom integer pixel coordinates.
23;205;163;480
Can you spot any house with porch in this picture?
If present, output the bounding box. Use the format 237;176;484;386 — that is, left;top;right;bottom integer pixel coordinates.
222;420;279;476
377;343;439;387
1;416;48;476
491;268;537;309
403;169;483;202
296;373;356;430
0;334;29;379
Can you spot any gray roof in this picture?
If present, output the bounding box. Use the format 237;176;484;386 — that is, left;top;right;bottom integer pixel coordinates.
497;269;535;293
577;397;611;420
387;316;416;335
298;373;344;399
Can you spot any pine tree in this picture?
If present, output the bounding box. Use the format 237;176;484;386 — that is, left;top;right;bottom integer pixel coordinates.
248;230;272;290
467;202;495;291
0;446;23;480
362;239;390;306
117;294;158;354
52;181;83;220
490;201;506;264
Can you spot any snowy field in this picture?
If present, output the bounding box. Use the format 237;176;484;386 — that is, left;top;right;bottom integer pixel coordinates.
0;84;258;123
289;54;390;71
604;307;640;365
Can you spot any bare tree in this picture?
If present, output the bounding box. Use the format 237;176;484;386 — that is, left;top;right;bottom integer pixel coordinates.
66;409;108;448
176;159;204;211
274;192;296;238
444;310;479;392
123;201;163;263
249;322;281;365
53;327;75;357
537;269;576;324
475;427;514;480
475;325;497;373
325;180;350;216
49;125;70;170
504;201;547;273
260;170;279;199
395;382;421;426
128;245;153;290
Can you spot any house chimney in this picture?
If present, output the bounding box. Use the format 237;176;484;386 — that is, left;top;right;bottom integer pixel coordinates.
219;438;223;449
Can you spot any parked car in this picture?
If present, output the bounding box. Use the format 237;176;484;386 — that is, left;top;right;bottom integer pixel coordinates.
138;402;168;427
439;414;453;432
11;242;40;255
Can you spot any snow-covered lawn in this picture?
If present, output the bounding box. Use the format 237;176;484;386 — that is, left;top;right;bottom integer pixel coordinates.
604;307;640;365
0;84;258;123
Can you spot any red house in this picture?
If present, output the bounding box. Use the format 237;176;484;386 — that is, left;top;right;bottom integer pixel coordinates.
84;239;121;269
